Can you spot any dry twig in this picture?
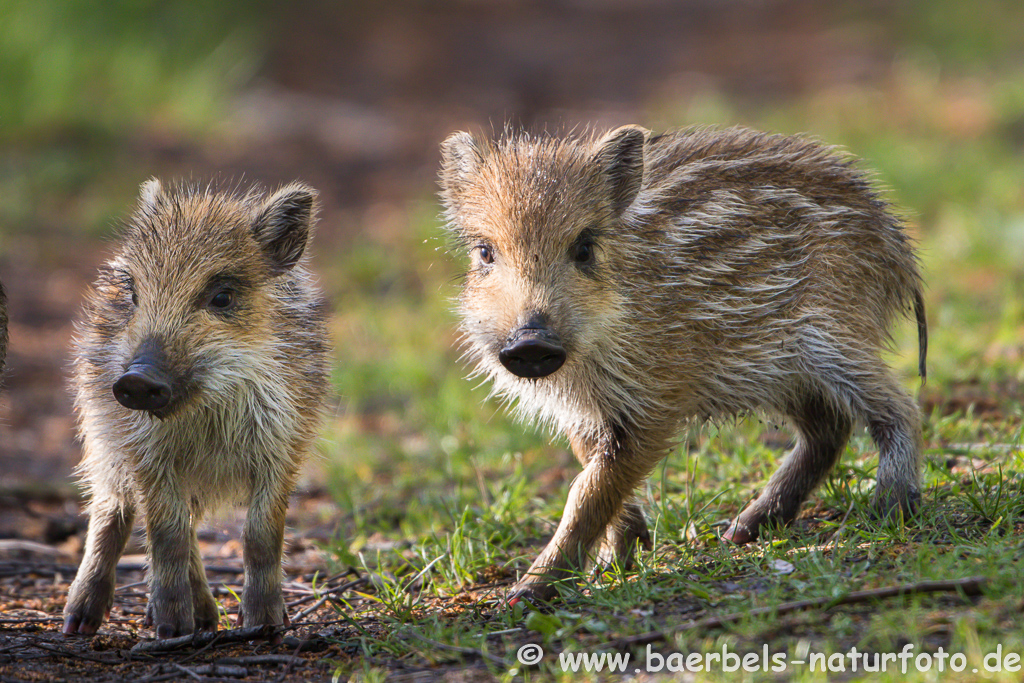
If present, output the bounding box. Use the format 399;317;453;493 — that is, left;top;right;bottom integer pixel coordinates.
18;638;120;664
287;574;365;609
215;654;305;666
290;578;366;623
595;576;987;650
130;625;276;654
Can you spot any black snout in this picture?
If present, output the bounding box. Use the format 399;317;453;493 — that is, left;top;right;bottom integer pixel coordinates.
499;325;567;378
113;363;172;412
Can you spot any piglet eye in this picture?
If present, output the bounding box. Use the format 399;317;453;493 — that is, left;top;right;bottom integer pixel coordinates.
477;245;494;265
121;273;138;306
573;240;595;266
208;289;235;312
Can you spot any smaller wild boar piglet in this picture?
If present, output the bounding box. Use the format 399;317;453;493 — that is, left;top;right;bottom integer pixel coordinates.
439;125;926;603
63;180;329;638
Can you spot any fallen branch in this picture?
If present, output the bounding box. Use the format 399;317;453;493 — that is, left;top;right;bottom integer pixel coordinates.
136;669;179;683
0;561;81;578
276;636;306;683
597;576;987;650
282;569;356;597
136;662;249;683
0;540;68;557
176;662;247;678
202;565;247;575
215;654;305;666
130;625;276;654
22;639;121;664
171;662;202;681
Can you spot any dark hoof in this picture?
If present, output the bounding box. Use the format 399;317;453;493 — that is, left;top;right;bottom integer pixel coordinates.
62;613;100;636
722;520;759;545
268;609;290;644
506;582;557;609
146;604;194;639
195;619;218;633
871;488;921;521
156;623;184;640
595;531;652;574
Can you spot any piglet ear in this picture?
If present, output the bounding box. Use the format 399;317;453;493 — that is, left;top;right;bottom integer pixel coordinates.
439;131;485;211
139;178;165;211
592;125;648;215
252;184;317;274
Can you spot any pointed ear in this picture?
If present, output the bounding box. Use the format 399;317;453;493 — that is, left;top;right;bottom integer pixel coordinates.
139;178;164;211
439;131;485;209
592;125;647;214
252;184;317;274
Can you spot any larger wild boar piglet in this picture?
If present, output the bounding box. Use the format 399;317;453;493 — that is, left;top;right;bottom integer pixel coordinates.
439;125;926;602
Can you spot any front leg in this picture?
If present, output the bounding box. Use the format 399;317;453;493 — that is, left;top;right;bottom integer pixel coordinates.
567;432;651;573
237;478;291;629
510;424;656;603
63;491;135;635
143;489;196;639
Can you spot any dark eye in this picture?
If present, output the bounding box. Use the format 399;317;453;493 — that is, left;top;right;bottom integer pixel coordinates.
572;240;595;266
476;244;494;265
208;289;235;312
120;273;138;306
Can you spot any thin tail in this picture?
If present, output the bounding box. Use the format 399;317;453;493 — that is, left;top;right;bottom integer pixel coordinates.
914;288;927;384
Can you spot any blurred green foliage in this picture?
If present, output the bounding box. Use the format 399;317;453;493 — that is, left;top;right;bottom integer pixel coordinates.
895;0;1024;70
0;0;264;142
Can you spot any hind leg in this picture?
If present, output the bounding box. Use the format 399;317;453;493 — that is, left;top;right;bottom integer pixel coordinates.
594;499;652;571
724;390;853;544
865;383;923;519
187;528;219;632
805;339;923;520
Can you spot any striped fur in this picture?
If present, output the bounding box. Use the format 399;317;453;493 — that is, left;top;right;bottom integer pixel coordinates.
440;125;926;601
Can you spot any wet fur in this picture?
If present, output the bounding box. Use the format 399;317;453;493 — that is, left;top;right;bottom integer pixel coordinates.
440;125;926;600
63;181;329;636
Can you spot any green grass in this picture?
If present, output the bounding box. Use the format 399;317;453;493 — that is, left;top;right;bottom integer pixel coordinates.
323;410;1024;681
0;0;263;142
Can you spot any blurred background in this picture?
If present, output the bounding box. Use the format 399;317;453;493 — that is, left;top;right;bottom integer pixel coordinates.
0;0;1022;553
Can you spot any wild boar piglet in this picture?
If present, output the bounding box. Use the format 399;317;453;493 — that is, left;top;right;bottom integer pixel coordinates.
439;125;926;602
63;180;329;637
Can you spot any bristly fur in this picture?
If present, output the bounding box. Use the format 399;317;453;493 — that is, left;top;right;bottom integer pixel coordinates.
439;124;927;601
63;179;329;637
